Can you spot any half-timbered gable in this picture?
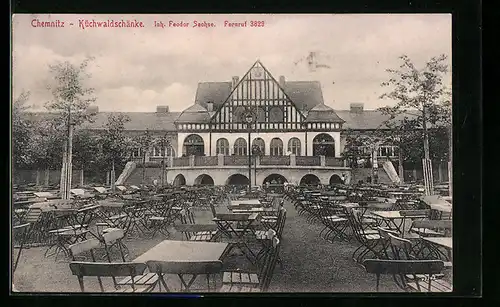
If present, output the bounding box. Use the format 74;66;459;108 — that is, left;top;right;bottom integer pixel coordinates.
210;60;308;133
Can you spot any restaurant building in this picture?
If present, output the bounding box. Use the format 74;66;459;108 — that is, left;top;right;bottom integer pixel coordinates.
25;60;425;187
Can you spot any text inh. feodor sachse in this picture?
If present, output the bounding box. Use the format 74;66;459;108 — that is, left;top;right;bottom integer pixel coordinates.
30;18;266;29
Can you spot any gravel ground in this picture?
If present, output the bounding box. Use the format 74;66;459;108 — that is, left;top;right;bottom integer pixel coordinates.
12;199;402;293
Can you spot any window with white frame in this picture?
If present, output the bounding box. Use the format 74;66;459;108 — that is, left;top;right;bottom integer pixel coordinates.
270;138;284;156
234;138;247;155
216;138;230;155
287;137;301;156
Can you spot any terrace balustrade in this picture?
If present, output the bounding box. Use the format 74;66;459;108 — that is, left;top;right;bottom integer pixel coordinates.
131;155;346;168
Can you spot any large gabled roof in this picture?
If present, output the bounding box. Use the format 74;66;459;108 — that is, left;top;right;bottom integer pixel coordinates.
305;103;345;123
335;110;415;130
194;82;233;110
23;111;181;131
282;81;324;114
21;109;422;131
174;103;212;123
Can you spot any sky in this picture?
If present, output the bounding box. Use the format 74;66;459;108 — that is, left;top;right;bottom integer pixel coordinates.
12;14;452;113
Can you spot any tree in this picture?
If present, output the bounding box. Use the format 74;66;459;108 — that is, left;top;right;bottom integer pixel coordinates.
100;113;132;191
379;54;451;188
45;57;97;198
12;91;33;170
30;119;66;186
73;129;101;186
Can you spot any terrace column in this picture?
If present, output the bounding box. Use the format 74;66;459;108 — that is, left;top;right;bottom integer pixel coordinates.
189;155;195;167
320;155;326;167
218;154;224;166
290;154;296;166
255;155;261;167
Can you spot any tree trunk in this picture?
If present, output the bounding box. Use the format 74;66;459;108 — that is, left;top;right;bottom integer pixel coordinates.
44;168;50;186
65;123;73;198
142;153;146;184
111;160;116;192
106;171;110;186
60;138;67;197
36;169;41;186
412;169;417;182
80;169;84;187
438;162;443;183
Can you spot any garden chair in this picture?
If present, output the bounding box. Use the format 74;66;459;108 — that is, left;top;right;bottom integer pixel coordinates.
12;223;30;273
347;208;384;263
363;259;451;292
146;260;223;292
69;261;151;293
318;205;349;242
99;229;158;290
175;208;218;242
220;236;281;292
69;238;102;262
147;200;175;238
399;209;431;234
101;228;129;262
45;205;100;260
376;227;400;259
21;207;44;246
388;233;446;283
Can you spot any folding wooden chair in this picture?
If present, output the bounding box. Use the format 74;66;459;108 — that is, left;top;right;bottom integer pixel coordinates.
175;209;218;242
376;227;400;259
363;259;451;292
347;208;384;263
21;208;44;246
99;229;158;290
220;236;281;292
12;223;30;273
319;204;349;242
69;261;151;293
399;209;431;234
101;228;129;262
146;260;223;292
68;238;103;263
147;200;175;238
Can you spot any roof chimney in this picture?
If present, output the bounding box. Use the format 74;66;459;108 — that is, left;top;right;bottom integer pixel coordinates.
350;103;364;114
206;101;214;112
156;105;170;113
279;76;285;87
86;106;99;114
232;76;239;87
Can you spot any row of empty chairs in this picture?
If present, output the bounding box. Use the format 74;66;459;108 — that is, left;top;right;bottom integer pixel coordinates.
284;185;452;292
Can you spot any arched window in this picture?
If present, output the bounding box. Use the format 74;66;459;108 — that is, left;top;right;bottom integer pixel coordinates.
256;107;266;123
216;138;230;155
234;138;247;155
183;134;205;156
269;107;284;122
270;138;283;156
252;138;265;155
313;133;335;157
131;148;142;158
288;138;301;156
150;146;161;157
233;106;245;123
